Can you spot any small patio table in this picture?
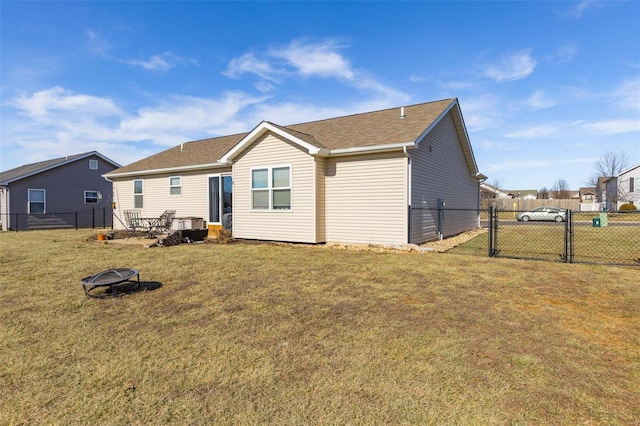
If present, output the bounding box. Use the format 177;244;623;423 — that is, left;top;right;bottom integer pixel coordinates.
139;217;162;237
81;268;140;298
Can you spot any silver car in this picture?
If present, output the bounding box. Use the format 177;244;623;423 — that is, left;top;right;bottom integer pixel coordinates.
517;206;567;222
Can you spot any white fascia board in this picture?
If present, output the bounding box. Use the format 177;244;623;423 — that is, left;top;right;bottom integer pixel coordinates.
328;141;414;156
103;162;227;179
220;121;324;163
616;163;640;177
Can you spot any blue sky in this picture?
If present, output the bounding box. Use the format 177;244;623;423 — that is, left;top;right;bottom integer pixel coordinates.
1;1;639;190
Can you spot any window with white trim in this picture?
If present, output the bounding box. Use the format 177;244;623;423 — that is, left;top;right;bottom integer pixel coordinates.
133;179;143;209
28;189;46;213
169;176;182;195
89;159;98;170
84;190;99;204
251;166;291;210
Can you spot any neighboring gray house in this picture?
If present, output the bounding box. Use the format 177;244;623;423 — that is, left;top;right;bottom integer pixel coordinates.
105;98;486;245
604;163;640;210
0;152;120;231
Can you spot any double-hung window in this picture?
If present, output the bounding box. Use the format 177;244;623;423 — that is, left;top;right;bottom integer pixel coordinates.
133;179;143;208
630;177;636;193
84;190;99;204
28;189;46;213
251;166;291;210
169;176;182;195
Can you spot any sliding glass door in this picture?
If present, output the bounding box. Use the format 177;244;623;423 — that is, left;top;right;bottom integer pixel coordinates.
209;175;232;228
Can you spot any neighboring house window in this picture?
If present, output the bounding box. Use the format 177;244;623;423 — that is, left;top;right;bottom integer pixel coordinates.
134;179;143;208
28;189;46;213
630;178;635;193
89;159;98;170
84;191;99;204
251;166;291;210
169;176;182;195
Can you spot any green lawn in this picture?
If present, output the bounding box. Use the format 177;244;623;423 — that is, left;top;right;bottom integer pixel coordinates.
1;230;639;424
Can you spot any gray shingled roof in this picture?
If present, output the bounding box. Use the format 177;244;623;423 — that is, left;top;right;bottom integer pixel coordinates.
107;98;459;176
0;151;119;185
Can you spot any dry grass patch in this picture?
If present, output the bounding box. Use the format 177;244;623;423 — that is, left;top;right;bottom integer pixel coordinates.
1;230;639;424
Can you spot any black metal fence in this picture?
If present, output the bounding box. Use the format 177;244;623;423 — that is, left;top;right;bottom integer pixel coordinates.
411;206;640;266
485;208;640;265
0;207;112;232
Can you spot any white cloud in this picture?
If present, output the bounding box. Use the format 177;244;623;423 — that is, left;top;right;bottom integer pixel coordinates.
119;51;197;71
270;39;355;79
520;90;557;111
2;87;272;169
484;49;537;83
222;38;408;104
504;124;564;139
584;119;640;135
483;157;594;173
553;1;597;20
12;86;121;119
610;78;640;112
550;43;578;64
223;52;282;82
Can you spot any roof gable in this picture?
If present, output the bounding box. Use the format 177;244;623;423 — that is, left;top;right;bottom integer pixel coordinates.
0;151;120;185
220;121;327;164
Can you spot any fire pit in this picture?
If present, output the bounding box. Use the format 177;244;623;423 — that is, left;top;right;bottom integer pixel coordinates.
81;268;140;298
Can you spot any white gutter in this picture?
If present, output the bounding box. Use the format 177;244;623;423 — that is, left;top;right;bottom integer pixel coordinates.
103;162;228;179
328;141;414;156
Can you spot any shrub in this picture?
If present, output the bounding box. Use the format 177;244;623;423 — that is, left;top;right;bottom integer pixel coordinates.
217;227;233;244
619;203;637;212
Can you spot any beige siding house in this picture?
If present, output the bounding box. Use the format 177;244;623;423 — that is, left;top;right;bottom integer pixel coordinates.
105;98;485;244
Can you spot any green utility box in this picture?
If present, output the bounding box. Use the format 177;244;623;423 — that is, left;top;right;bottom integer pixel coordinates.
592;217;601;227
599;212;608;227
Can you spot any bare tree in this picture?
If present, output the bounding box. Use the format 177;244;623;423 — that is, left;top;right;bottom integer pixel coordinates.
490;178;504;191
551;179;571;199
538;186;549;199
586;151;630;186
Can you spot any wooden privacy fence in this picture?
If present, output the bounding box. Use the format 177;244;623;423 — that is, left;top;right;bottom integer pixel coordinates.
489;198;581;211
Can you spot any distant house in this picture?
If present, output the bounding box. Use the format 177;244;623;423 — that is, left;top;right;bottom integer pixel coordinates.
0;152;120;231
105;98;486;245
510;189;538;199
579;187;596;203
604;163;640;210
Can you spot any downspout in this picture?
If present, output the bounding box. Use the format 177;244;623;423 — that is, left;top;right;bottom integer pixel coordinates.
403;146;412;244
1;187;9;231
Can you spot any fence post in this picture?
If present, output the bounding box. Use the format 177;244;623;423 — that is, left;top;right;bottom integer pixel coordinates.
92;207;95;229
437;198;445;241
103;207;106;229
15;213;19;232
75;212;78;230
488;206;493;257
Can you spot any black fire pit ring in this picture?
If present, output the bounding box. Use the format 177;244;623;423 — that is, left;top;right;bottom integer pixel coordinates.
81;268;140;298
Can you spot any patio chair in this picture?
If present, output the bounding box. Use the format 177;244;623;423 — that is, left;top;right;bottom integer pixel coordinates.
123;209;143;238
156;210;176;234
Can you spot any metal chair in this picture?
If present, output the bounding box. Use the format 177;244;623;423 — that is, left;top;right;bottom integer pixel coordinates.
156;210;176;234
123;209;143;237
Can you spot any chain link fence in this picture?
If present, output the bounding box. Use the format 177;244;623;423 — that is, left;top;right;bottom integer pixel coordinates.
410;206;639;266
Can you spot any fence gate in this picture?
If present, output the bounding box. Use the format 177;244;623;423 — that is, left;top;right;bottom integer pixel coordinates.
487;207;639;266
488;207;571;263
